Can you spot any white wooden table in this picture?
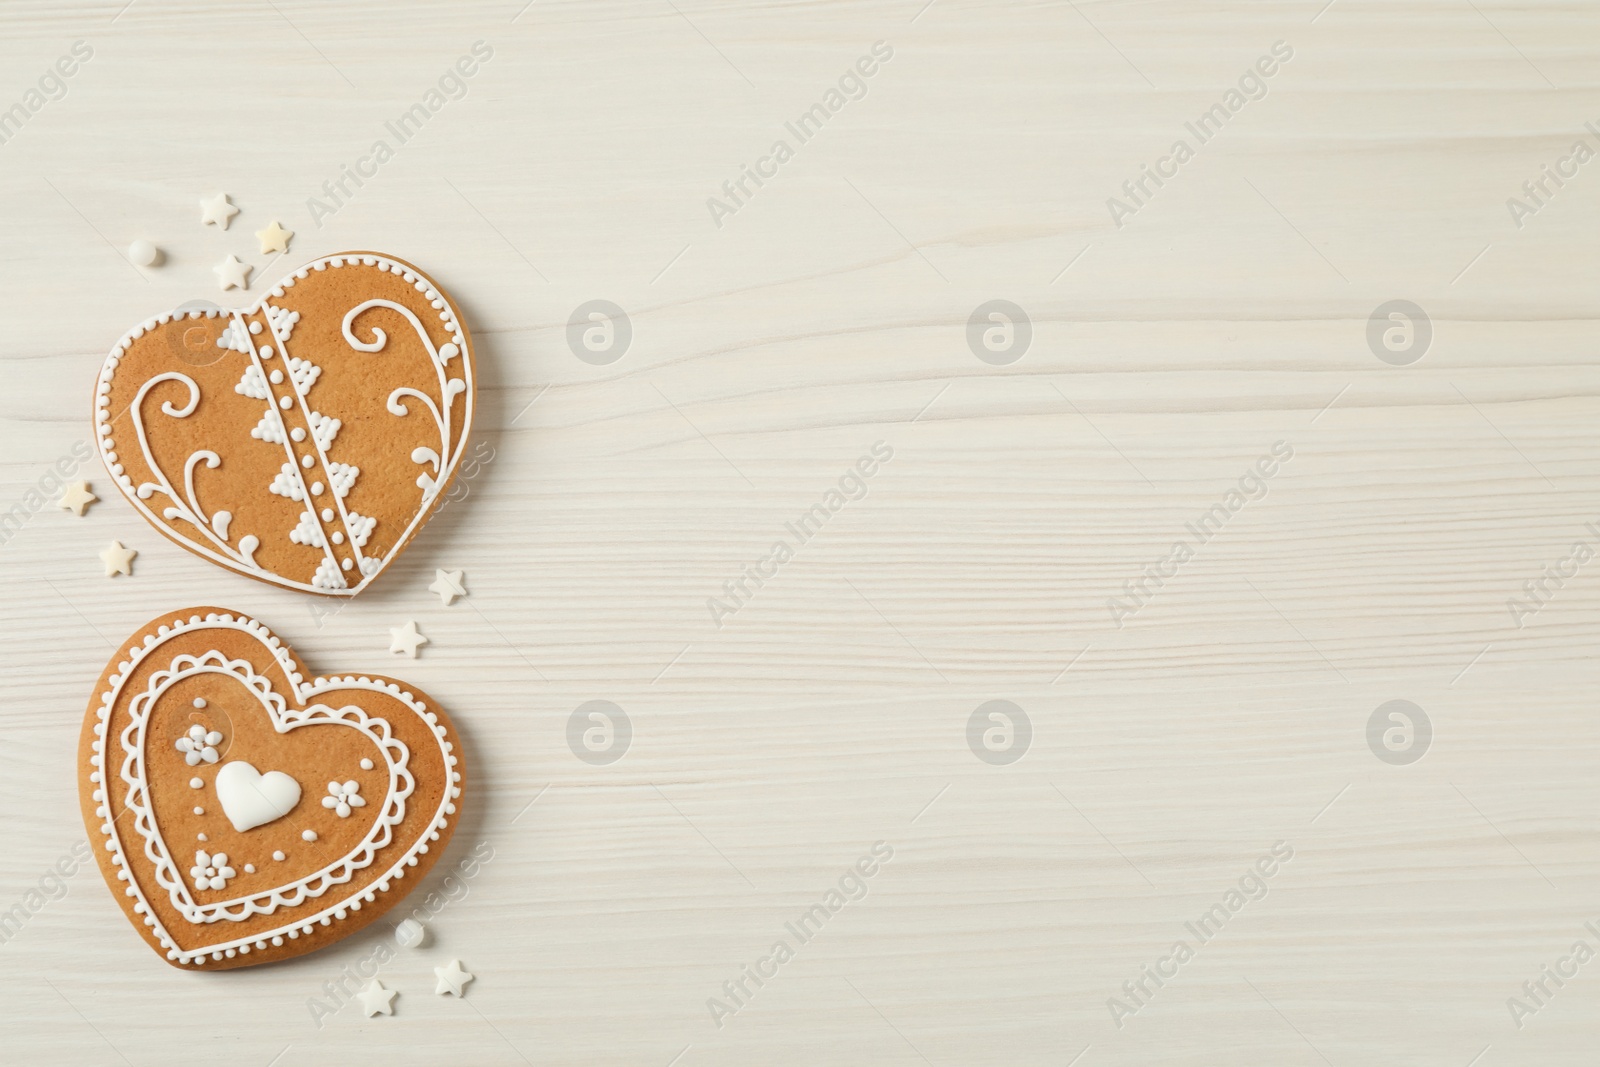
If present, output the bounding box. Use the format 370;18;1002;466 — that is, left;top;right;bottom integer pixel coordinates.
2;1;1597;1063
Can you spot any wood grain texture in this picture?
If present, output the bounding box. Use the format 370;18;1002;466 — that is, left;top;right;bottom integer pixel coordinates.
1;1;1597;1064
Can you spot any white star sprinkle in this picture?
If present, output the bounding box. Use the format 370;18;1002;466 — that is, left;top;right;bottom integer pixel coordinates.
214;254;252;291
388;620;427;658
199;192;239;229
355;979;397;1017
255;220;293;254
57;480;96;516
99;540;136;577
428;568;467;606
433;959;474;997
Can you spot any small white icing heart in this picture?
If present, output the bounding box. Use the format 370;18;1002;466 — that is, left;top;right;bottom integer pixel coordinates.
214;761;302;833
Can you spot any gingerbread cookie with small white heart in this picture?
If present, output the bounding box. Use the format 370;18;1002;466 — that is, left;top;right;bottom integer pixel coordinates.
78;607;465;969
93;252;475;596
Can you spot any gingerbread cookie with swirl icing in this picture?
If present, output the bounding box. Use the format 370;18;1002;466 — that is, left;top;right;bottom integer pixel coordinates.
78;607;465;969
94;252;475;596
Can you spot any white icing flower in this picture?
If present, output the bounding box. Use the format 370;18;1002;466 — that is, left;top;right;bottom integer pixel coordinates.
190;850;235;891
175;724;223;766
321;779;365;818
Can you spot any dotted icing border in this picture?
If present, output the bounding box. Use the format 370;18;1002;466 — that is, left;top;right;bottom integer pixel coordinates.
87;611;462;966
93;252;474;597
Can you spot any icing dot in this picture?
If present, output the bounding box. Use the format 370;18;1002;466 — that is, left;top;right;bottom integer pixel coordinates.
302;830;317;842
189;777;203;789
197;833;207;842
128;239;159;266
193;807;204;816
278;396;292;409
193;698;206;709
321;508;334;521
272;850;286;861
331;532;345;544
244;864;255;874
360;758;374;770
341;558;353;571
269;369;284;385
311;481;324;495
248;321;262;335
290;427;305;442
300;454;314;468
260;345;274;358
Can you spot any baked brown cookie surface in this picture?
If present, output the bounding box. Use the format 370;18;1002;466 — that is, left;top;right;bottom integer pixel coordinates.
94;252;475;596
78;608;465;969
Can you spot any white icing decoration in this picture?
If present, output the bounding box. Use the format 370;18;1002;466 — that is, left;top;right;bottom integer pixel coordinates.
175;725;222;766
235;365;269;400
302;830;318;842
265;303;299;341
346;512;376;549
285;356;321;396
313;556;348;591
215;761;302;833
95;254;475;598
218;320;251;354
189;777;203;789
341;299;464;501
272;850;286;862
190;850;236;892
250;408;286;444
127;373;263;572
290;510;326;547
322;780;365;817
268;462;305;501
327;462;358;498
360;758;374;771
89;614;457;961
307;411;340;449
244;864;255;874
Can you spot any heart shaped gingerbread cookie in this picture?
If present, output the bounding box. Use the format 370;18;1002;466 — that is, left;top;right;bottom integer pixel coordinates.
93;252;475;596
78;608;465;969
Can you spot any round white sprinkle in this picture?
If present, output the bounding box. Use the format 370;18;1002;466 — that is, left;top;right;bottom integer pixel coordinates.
128;240;160;267
331;532;345;544
248;321;262;335
341;558;353;571
189;777;203;789
193;807;204;816
260;346;274;358
278;396;292;409
193;698;207;709
272;850;286;861
321;508;334;521
269;369;284;385
290;427;306;442
359;758;374;770
311;481;325;495
197;833;207;842
244;864;255;874
302;830;317;842
300;454;314;469
393;918;425;949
